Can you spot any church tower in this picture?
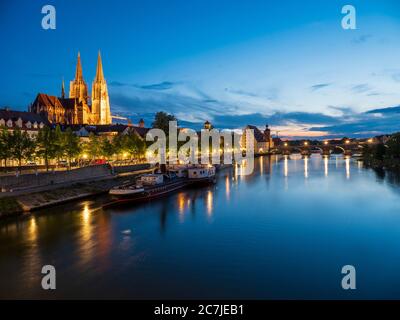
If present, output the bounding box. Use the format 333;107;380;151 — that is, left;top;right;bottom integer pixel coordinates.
61;78;65;99
69;52;88;103
91;51;111;125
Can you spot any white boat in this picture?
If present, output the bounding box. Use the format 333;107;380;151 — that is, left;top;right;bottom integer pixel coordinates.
109;184;144;196
188;165;216;184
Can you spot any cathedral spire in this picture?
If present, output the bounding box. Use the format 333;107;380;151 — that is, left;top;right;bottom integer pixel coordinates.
61;78;65;98
75;51;83;80
95;51;105;82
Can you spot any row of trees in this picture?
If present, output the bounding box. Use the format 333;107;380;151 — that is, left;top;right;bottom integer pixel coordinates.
0;111;180;170
0;125;147;170
362;133;400;168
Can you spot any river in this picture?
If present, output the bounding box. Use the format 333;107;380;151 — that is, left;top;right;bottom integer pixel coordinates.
2;155;400;299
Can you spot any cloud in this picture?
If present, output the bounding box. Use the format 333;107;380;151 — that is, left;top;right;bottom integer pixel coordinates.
352;34;373;44
310;83;331;91
138;81;177;90
109;81;178;91
351;83;371;94
108;78;400;138
328;106;355;116
310;106;400;138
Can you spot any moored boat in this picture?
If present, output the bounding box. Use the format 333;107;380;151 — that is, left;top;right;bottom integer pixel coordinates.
187;165;216;185
107;171;189;204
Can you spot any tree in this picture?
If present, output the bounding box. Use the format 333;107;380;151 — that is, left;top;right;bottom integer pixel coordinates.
124;132;146;160
112;133;126;158
152;111;177;134
9;129;35;167
100;137;114;159
83;133;101;160
36;126;57;171
386;133;400;159
53;125;64;161
374;143;386;161
62;128;81;168
0;128;12;167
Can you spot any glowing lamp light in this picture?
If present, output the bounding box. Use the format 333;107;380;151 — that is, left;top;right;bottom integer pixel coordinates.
324;141;329;145
345;140;350;144
82;154;88;159
284;142;288;147
304;141;308;146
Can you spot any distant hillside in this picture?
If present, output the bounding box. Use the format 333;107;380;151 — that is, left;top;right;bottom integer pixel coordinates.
366;105;400;114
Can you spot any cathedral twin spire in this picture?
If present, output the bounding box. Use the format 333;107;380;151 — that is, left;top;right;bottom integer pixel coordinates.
66;51;111;125
95;51;105;83
70;51;104;84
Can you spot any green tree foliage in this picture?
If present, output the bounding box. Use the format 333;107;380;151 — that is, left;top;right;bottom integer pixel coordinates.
100;137;115;159
62;128;81;168
0;128;12;167
9;129;35;167
36;126;58;171
152;111;177;134
386;133;400;159
83;133;102;160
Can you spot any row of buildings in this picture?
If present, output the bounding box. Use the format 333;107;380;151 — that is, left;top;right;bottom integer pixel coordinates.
0;51;275;157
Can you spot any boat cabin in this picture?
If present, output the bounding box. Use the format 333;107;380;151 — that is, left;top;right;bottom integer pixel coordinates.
140;174;164;185
188;166;216;179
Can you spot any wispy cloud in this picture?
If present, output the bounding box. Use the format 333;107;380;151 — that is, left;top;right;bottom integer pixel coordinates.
109;81;179;91
352;34;373;44
310;83;331;91
351;83;372;94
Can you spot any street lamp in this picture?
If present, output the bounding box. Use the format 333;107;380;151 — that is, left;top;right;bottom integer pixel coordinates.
345;140;350;144
324;141;328;145
368;138;373;143
284;142;288;147
304;141;308;146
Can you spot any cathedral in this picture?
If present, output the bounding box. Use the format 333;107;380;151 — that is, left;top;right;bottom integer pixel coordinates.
30;52;112;125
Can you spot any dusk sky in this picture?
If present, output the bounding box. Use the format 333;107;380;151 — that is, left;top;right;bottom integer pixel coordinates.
1;0;400;138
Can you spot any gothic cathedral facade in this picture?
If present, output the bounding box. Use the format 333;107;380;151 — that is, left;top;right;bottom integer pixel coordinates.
31;52;112;125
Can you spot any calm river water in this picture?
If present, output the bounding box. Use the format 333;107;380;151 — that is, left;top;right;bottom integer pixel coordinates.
2;155;400;299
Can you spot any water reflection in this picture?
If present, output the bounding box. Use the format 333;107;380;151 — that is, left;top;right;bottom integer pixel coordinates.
79;202;94;265
3;155;400;299
206;190;213;217
283;155;289;191
225;175;230;200
324;156;329;177
304;156;309;178
345;156;351;179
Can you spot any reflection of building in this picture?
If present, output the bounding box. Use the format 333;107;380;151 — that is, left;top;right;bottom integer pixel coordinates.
0;108;47;137
241;124;274;153
30;52;112;125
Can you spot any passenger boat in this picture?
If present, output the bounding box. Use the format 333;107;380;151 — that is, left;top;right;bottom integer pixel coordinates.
108;171;189;202
187;165;216;185
105;165;216;207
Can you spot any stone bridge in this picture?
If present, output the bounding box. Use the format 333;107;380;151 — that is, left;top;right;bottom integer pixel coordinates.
273;140;365;156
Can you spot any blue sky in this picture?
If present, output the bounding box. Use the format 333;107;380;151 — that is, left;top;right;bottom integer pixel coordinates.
1;0;400;138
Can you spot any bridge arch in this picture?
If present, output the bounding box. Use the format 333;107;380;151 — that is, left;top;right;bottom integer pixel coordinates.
333;146;346;153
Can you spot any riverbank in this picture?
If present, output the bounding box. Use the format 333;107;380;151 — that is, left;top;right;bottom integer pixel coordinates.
0;167;154;219
362;157;400;171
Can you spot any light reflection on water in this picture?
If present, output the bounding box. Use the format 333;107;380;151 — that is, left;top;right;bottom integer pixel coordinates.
2;154;400;299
